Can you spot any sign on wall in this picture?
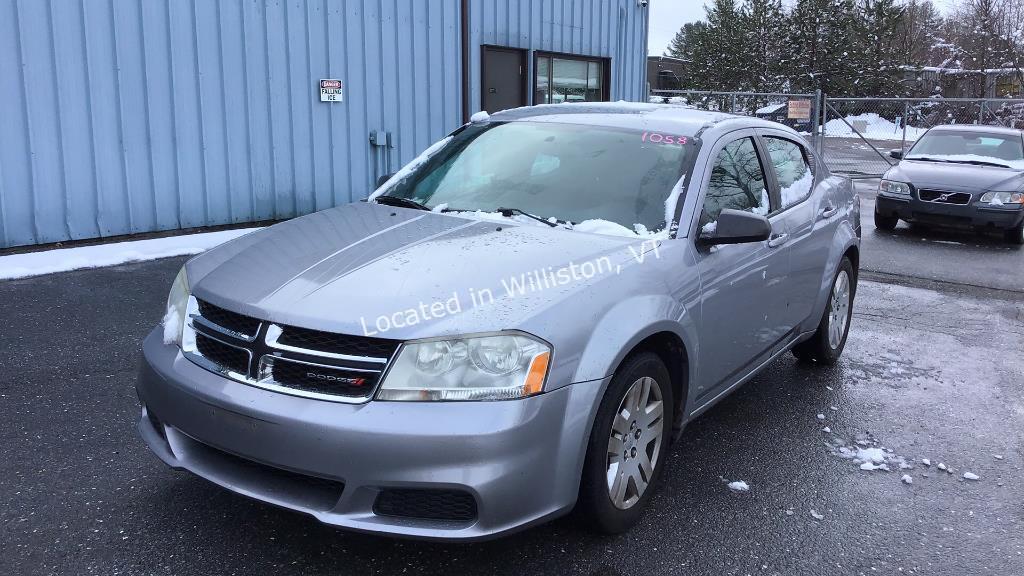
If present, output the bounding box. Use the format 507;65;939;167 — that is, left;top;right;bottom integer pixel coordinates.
320;79;343;102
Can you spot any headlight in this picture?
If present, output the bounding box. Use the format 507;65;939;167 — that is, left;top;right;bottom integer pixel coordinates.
162;266;189;346
979;192;1024;206
377;333;551;401
879;179;912;197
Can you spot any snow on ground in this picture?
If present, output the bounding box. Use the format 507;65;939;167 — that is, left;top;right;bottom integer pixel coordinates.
963;472;980;481
756;102;786;115
810;509;825;521
727;480;750;492
824;113;929;141
0;228;261;281
831;434;911;473
901;474;913;484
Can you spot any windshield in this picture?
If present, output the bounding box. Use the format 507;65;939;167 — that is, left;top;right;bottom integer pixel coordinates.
377;121;694;234
907;129;1024;168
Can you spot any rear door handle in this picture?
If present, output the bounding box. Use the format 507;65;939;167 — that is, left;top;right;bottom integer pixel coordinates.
820;206;839;219
768;233;789;248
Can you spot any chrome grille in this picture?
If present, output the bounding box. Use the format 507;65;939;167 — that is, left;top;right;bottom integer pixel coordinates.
181;297;399;403
918;189;973;205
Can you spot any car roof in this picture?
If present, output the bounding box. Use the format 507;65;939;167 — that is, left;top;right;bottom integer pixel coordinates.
927;124;1024;137
488;102;789;138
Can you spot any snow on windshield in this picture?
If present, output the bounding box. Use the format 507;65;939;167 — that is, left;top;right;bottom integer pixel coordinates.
904;153;1024;170
374;122;693;239
906;130;1024;169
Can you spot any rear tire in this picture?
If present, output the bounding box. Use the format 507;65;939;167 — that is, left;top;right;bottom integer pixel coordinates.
577;352;674;534
792;257;856;365
874;211;898;231
1006;220;1024;245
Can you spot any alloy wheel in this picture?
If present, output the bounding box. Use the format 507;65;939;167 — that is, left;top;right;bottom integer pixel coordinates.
606;376;665;510
828;270;851;350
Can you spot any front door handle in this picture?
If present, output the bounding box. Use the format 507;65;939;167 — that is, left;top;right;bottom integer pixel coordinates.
768;233;789;248
820;206;839;219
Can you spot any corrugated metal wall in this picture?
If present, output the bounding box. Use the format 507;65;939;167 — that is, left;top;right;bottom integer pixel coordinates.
466;0;649;113
0;0;647;249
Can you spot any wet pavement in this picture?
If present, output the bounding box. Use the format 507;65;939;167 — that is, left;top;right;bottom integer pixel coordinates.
2;250;1023;575
856;179;1024;292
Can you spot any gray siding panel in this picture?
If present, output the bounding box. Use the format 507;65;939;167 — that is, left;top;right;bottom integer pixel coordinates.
0;0;646;249
467;0;647;113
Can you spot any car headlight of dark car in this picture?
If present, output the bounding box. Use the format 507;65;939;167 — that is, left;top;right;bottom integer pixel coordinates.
978;192;1024;206
879;179;912;198
377;333;551;401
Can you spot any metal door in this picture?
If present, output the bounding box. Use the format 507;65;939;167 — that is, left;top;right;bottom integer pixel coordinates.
481;46;526;113
689;131;793;404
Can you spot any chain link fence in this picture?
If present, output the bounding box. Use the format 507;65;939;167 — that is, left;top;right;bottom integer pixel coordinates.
649;88;822;142
821;97;1024;177
649;89;1024;178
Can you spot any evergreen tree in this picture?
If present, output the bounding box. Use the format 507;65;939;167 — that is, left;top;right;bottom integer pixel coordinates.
853;0;907;95
738;0;789;92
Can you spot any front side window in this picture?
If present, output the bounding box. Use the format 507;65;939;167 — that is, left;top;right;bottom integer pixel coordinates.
379;122;693;235
534;55;605;104
700;137;769;230
765;137;814;210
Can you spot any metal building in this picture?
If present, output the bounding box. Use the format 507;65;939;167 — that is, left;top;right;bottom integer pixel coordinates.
0;0;650;249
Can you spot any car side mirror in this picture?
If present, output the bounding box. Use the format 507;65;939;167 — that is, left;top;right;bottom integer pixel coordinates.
889;149;903;160
699;209;772;245
376;173;395;188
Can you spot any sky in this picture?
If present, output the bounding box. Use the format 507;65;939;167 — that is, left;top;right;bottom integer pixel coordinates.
647;0;959;56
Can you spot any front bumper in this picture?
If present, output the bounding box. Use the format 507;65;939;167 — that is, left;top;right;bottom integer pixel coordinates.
136;328;606;541
876;194;1024;230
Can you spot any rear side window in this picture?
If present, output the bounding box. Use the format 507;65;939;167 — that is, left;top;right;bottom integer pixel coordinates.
700;137;769;229
765;137;814;210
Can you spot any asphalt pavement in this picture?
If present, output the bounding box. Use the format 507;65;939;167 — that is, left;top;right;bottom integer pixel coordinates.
856;180;1024;292
2;238;1023;575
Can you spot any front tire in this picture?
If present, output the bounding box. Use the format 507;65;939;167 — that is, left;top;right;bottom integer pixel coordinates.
1005;220;1024;245
792;257;856;365
874;210;898;231
577;352;673;534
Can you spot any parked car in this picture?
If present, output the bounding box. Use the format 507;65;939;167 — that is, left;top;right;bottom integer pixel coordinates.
137;104;861;540
876;124;1024;244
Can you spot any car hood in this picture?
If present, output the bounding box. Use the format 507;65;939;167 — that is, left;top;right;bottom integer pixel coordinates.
187;202;655;340
887;160;1024;192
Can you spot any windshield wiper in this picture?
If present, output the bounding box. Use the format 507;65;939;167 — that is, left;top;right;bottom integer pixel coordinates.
948;159;1012;168
373;195;431;211
497;207;559;227
907;156;1012;169
905;156;949;163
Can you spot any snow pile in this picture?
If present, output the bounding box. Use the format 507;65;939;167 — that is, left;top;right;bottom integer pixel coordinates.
0;228;260;281
831;435;911;473
824;113;929;141
901;474;913;485
162;307;182;345
963;472;980;481
903;154;1024;170
810;509;825;521
647;96;690;105
470;111;490;123
574;219;668;239
780;169;814;207
756;102;786;115
727;480;750;492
